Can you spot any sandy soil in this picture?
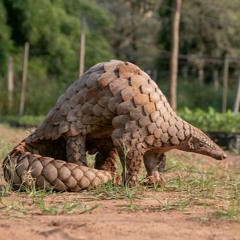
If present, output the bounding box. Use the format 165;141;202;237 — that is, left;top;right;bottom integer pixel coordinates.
0;205;239;240
0;124;240;240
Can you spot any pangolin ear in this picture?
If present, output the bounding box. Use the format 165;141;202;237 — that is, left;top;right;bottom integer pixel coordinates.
188;137;194;149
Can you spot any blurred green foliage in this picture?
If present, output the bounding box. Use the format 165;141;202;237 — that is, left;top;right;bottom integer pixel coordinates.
0;114;44;127
179;107;240;133
1;107;240;133
0;0;240;116
0;0;114;115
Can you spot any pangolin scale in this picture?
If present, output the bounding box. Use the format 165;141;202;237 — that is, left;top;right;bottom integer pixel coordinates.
3;60;227;191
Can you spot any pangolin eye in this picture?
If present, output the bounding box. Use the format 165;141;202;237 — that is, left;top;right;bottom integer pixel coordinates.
199;143;204;148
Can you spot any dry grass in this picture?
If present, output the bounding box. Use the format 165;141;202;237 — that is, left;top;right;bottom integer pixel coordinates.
0;123;239;221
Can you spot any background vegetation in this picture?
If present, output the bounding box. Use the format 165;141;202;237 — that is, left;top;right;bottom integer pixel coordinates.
0;0;240;125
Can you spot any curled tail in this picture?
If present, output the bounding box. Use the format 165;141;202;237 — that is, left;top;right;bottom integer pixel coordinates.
3;142;112;192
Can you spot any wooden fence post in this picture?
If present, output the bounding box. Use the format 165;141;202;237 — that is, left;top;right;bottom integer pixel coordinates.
7;56;14;112
19;42;29;116
169;0;182;111
222;55;229;113
233;70;240;114
79;16;86;77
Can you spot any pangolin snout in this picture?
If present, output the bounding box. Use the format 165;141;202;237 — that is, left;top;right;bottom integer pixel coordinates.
215;151;227;160
221;152;227;159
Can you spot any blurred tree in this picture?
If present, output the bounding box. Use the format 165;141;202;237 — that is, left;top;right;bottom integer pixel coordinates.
0;0;114;115
0;0;11;77
97;0;161;69
181;0;240;58
158;0;240;85
3;0;114;80
169;0;182;111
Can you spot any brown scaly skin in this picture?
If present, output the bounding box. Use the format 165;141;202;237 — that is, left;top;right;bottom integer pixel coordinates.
3;60;227;191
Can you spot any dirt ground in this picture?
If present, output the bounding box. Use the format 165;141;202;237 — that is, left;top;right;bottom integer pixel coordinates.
0;124;240;240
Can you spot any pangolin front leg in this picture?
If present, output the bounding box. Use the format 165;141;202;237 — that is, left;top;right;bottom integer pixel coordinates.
112;128;145;187
116;147;143;187
66;135;87;166
143;152;166;185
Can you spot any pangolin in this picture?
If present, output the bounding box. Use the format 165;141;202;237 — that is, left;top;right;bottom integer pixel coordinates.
3;60;227;191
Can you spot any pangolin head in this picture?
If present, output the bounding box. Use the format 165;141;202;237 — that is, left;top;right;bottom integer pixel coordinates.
187;126;227;160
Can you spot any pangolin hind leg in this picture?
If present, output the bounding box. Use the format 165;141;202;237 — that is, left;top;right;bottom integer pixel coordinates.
94;149;118;174
86;137;121;184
